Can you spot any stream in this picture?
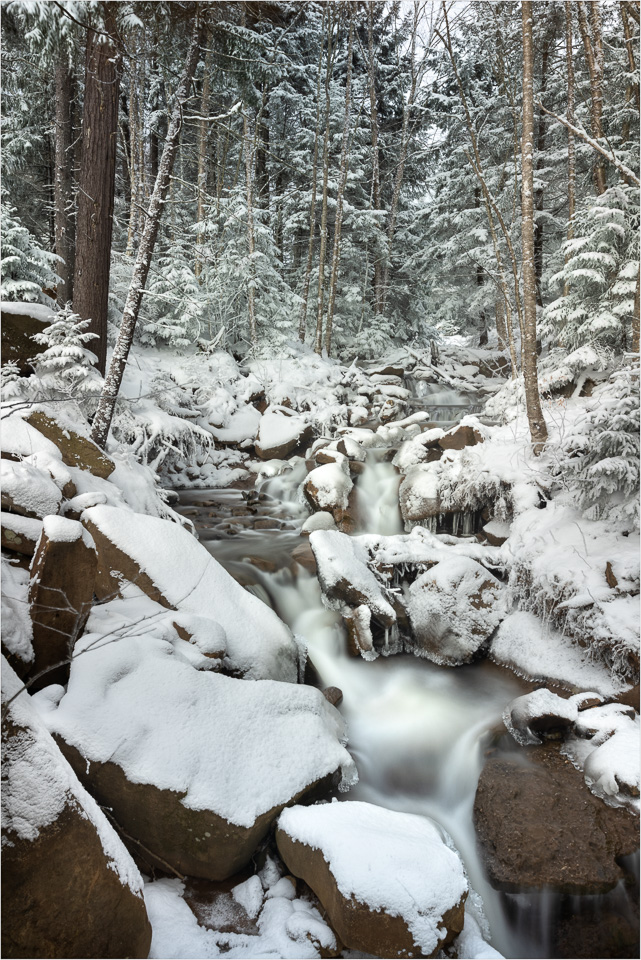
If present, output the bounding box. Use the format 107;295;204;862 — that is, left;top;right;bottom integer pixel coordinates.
176;388;638;960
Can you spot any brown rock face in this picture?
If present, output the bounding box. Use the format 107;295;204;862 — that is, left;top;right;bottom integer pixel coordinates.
2;709;151;960
26;411;115;478
28;520;97;691
255;423;313;461
82;515;172;604
474;742;639;894
478;355;511;379
56;739;338;882
438;424;484;452
322;686;343;707
0;309;50;374
275;832;465;959
1;513;42;556
291;541;317;574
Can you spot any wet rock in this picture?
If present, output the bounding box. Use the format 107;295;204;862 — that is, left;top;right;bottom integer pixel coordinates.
253;518;281;530
276;801;467;959
291;541;317;574
438;423;484;452
2;665;151;960
0;307;50;374
406;557;503;666
1;512;42;556
322;686;343;707
26;411;115;478
474;742;639;894
344;605;374;659
605;561;618;589
245;556;278;573
28;517;97;691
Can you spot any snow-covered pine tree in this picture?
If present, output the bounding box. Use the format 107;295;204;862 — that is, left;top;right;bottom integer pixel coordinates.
0;198;59;303
29;306;103;400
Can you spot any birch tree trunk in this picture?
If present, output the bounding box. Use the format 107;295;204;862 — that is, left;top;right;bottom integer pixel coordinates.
298;8;326;343
521;1;548;455
73;2;120;375
54;54;75;304
324;14;355;357
90;20;203;449
195;31;213;281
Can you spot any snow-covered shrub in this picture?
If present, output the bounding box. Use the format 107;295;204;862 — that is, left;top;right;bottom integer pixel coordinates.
552;359;640;529
0;196;59;303
0;362;27;402
29;307;103;401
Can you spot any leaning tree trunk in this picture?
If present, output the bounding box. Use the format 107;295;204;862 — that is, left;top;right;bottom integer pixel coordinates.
90;20;203;450
195;30;213;280
577;1;606;194
54;53;75;304
73;2;120;374
314;7;334;355
521;1;548;455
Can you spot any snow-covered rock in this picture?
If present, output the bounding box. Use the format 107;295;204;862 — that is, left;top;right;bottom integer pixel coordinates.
1;511;43;557
301;511;337;536
309;530;395;627
82;504;299;682
44;631;357;880
255;409;311;460
276;801;468;958
503;688;601;746
562;703;640;809
1;459;63;519
1;560;34;672
304;462;353;513
28;516;97;691
407;557;504;666
26;409;115;478
2;662;151;959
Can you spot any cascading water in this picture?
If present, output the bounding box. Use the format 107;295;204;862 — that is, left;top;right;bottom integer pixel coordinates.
177;384;638;959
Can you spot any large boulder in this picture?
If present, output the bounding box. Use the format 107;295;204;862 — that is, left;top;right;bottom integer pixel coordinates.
45;632;357;881
276;801;467;959
26;410;115;479
437;423;484;452
473;741;639;894
1;459;63;519
309;530;396;628
1;663;151;959
82;504;299;682
28;517;97;690
406;557;503;665
399;465;441;529
255;410;312;460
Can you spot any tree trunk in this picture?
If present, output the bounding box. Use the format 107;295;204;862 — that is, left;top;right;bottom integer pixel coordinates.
195;32;213;281
577;1;606;194
521;1;548;455
620;3;639;143
325;14;355;357
534;24;553;308
73;3;120;375
54;55;75;304
495;300;508;352
243;107;258;346
632;269;640;353
565;2;576;245
367;2;384;316
298;9;326;343
314;8;335;355
90;19;203;449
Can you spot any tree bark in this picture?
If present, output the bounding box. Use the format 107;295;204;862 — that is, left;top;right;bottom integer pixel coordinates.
90;19;203;449
325;14;355;357
367;2;384;316
298;8;326;343
495;299;508;352
565;2;576;246
195;31;213;280
534;22;553;308
243;105;258;346
314;7;335;355
521;1;548;455
73;3;120;375
577;1;606;194
54;55;75;304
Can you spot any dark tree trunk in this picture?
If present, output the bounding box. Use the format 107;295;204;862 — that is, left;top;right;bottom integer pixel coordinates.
73;3;121;375
90;18;204;449
54;56;75;304
521;1;548;455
